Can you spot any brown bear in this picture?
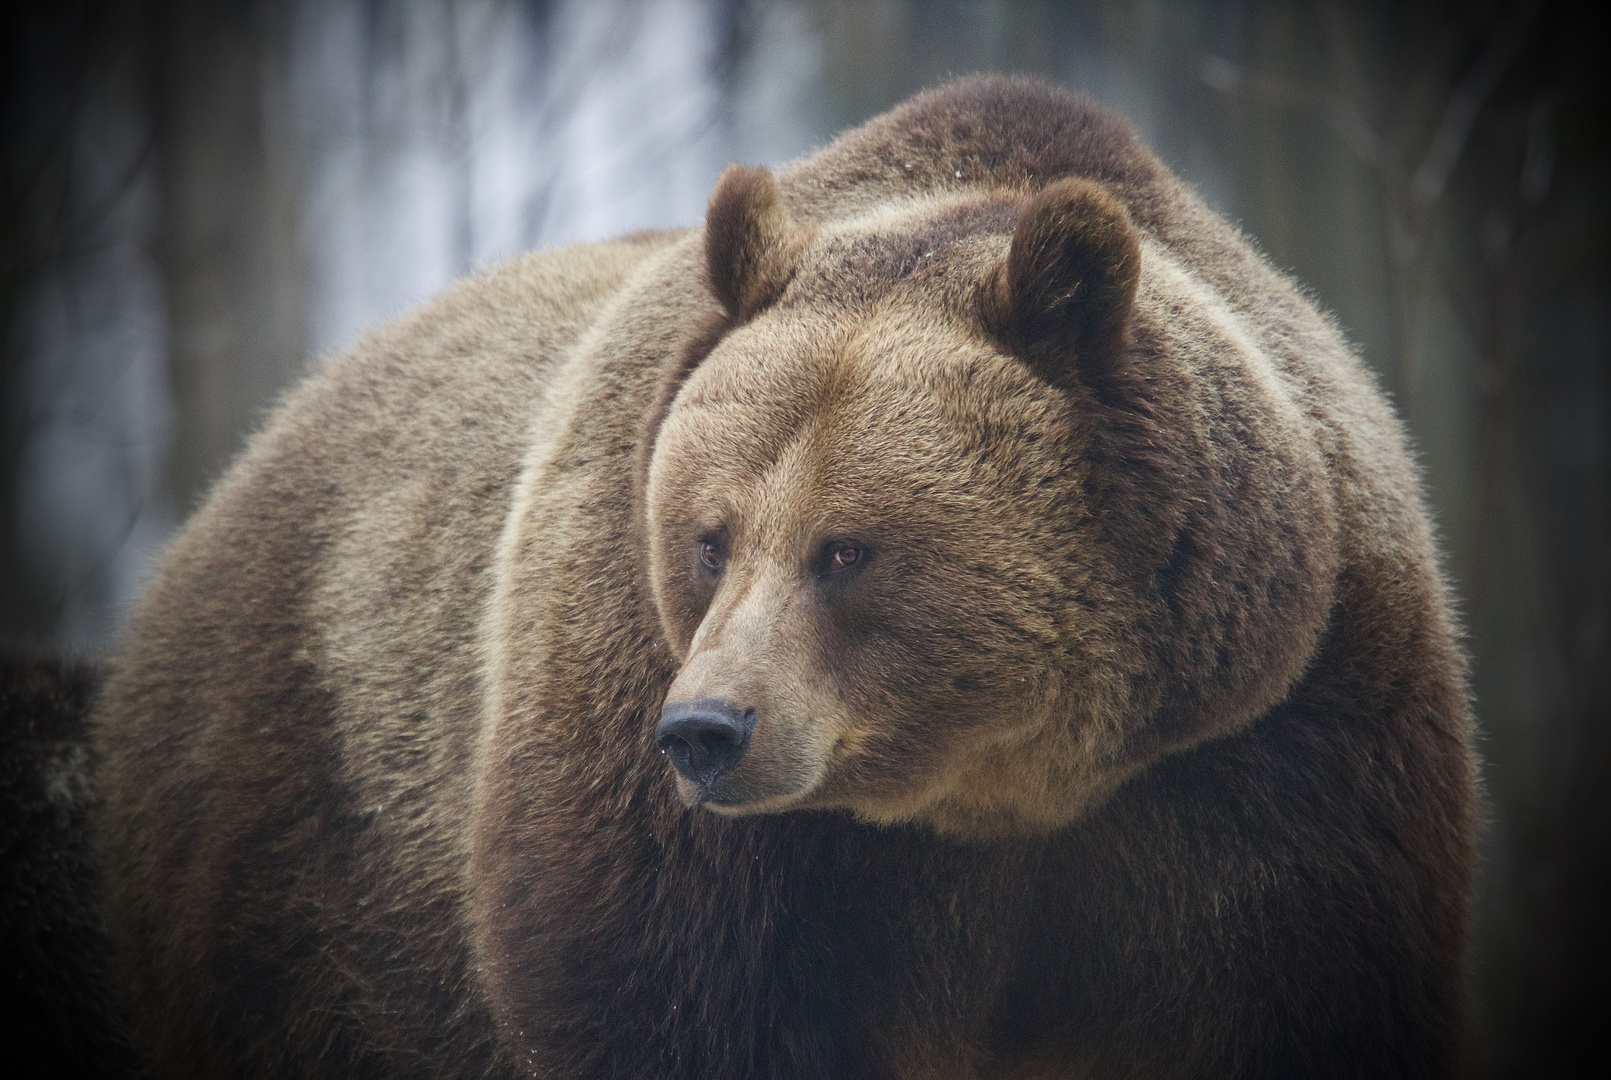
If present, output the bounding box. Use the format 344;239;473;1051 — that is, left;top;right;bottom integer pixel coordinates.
92;76;1474;1079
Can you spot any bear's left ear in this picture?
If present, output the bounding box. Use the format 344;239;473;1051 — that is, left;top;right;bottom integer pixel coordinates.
705;165;811;323
980;178;1141;398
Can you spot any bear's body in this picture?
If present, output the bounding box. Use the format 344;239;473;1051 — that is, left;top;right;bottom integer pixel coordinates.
94;78;1473;1079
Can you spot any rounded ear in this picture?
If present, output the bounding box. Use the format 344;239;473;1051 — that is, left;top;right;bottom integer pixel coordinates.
705;165;810;322
980;177;1141;398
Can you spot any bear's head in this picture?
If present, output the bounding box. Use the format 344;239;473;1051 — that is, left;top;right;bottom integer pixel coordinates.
640;166;1337;839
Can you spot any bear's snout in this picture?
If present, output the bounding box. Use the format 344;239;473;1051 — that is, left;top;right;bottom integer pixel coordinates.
656;698;756;799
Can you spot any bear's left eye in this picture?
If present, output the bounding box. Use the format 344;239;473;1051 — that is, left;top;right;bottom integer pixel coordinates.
824;541;863;574
698;539;724;572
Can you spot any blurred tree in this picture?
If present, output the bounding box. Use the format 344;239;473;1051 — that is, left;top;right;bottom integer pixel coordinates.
3;1;169;648
150;0;308;516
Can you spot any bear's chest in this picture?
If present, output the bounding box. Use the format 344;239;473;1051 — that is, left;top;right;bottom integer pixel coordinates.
511;815;1091;1079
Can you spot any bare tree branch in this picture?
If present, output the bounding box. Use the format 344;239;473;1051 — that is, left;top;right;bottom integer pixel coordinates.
1411;0;1539;207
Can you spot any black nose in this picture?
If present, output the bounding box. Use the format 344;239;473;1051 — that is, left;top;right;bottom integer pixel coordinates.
656;698;756;793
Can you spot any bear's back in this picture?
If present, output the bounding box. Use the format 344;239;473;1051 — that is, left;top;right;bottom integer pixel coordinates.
93;231;678;1079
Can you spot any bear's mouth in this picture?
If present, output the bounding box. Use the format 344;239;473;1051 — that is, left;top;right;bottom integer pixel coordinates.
700;787;817;816
673;768;819;815
665;749;832;816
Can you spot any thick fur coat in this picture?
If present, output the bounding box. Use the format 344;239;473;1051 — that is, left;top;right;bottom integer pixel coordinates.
94;77;1474;1079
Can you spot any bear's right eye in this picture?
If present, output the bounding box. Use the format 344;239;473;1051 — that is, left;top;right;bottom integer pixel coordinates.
698;539;724;573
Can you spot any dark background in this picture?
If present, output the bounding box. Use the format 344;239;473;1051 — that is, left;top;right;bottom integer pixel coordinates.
3;1;1606;1073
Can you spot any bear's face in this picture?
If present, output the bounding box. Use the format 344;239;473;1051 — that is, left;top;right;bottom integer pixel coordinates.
641;165;1336;838
646;293;1106;835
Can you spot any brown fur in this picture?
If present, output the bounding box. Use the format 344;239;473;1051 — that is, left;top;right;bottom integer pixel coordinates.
94;77;1474;1079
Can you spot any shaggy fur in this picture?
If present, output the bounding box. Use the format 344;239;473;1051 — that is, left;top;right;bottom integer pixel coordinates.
94;77;1473;1079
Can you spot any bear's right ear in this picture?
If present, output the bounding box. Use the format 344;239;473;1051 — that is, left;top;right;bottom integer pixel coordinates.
705;165;809;322
980;178;1141;402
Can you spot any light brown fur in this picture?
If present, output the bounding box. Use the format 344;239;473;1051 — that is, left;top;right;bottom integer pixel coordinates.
95;77;1473;1078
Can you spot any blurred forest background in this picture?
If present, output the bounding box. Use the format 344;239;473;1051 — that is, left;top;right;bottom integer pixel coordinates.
2;0;1605;1072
